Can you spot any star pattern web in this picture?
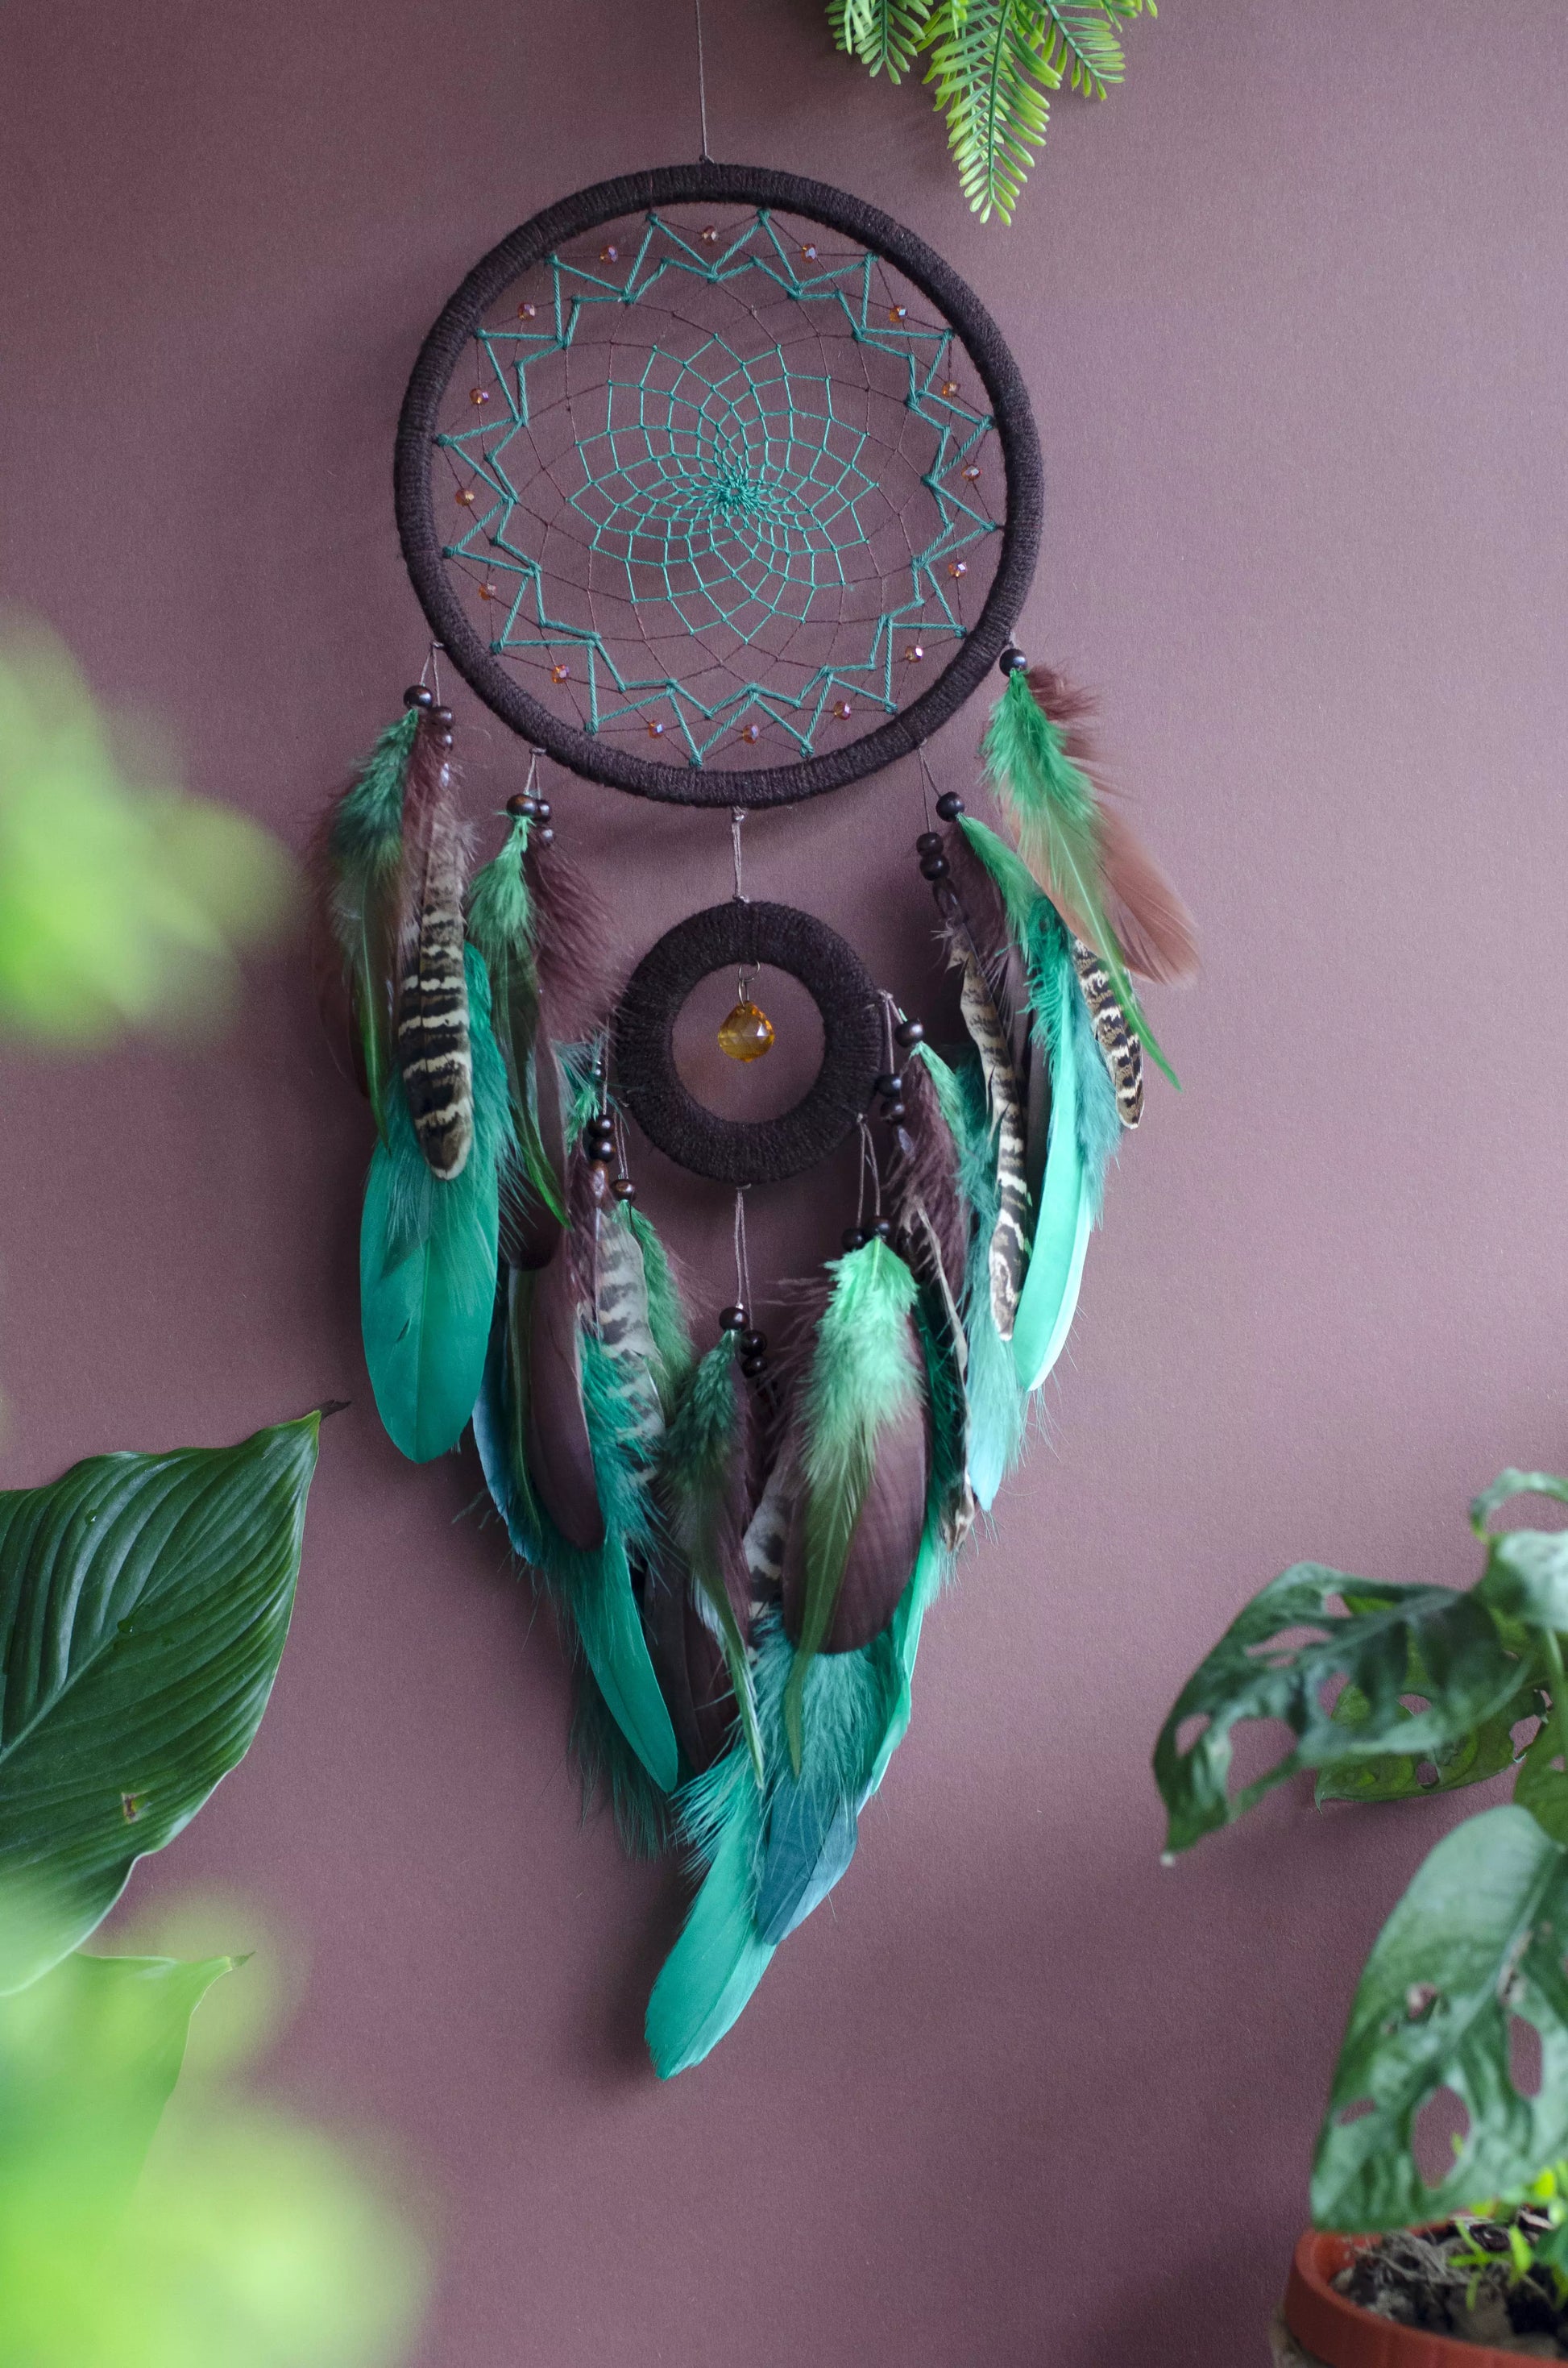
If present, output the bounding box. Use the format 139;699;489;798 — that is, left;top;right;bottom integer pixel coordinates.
430;204;1004;774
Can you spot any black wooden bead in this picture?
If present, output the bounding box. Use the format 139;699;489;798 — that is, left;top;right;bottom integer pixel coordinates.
915;830;943;855
871;1219;893;1241
874;1072;902;1099
882;1099;906;1124
533;825;554;846
919;853;949;881
720;1304;748;1331
998;644;1027;675
894;1018;924;1049
429;704;454;728
612;1178;637;1203
841;1227;867;1252
740;1353;768;1381
404;685;434;709
533;798;552;822
935;791;965;820
506;792;537;819
740;1328;767;1356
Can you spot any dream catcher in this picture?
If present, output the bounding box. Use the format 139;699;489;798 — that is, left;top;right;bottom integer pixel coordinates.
316;160;1196;2076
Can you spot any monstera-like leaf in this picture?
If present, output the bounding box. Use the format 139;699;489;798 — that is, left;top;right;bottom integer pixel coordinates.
1313;1806;1568;2229
0;1415;321;1988
1153;1567;1534;1855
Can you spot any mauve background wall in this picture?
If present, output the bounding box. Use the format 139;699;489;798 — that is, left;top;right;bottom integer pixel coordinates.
4;2;1566;2360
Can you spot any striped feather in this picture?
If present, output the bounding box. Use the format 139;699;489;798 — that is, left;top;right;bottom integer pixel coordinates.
1071;937;1143;1128
954;948;1029;1343
398;795;474;1182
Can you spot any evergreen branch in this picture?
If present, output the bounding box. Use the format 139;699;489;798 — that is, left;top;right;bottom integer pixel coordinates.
924;0;1063;225
1039;1;1130;98
828;0;934;80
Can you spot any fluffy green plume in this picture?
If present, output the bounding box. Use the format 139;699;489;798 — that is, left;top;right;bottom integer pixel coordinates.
660;1334;764;1779
326;708;419;1132
783;1239;921;1768
466;816;565;1235
359;947;511;1461
981;667;1175;1084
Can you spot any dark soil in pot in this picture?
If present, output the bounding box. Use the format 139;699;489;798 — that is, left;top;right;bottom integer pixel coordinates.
1334;2219;1568;2358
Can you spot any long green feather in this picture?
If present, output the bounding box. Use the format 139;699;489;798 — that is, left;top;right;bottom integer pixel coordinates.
359;945;509;1460
982;667;1177;1086
660;1334;765;1780
782;1240;921;1771
467;816;566;1233
326;708;418;1136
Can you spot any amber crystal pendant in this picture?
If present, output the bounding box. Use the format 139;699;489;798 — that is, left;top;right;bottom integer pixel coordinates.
718;999;775;1061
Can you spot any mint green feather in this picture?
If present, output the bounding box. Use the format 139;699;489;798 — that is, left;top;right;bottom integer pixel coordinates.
782;1240;920;1771
958;815;1121;1390
359;945;509;1460
982;667;1176;1086
466;817;566;1232
326;708;417;1135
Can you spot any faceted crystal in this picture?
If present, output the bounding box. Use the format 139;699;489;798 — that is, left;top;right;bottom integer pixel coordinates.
718;999;775;1061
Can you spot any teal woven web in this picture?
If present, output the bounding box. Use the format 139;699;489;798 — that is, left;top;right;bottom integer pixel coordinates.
433;206;1004;769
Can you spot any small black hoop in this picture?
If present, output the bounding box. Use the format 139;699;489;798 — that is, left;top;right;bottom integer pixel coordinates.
612;901;882;1184
395;159;1043;809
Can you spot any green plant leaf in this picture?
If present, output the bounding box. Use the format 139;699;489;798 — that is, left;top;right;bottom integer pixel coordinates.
828;0;934;77
923;0;1063;224
1515;1715;1568;1845
1153;1567;1532;1856
1039;2;1127;95
0;1416;321;1989
0;1948;233;2234
1313;1806;1568;2229
1471;1470;1568;1536
1316;1672;1539;1809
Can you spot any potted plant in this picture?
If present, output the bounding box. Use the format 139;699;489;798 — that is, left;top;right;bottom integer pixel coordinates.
1155;1470;1568;2364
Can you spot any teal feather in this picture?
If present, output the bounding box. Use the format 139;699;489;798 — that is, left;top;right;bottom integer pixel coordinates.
982;667;1176;1086
645;1747;774;2079
950;1053;1026;1507
566;1652;674;1859
323;708;418;1135
359;945;509;1460
658;1333;764;1779
467;815;566;1244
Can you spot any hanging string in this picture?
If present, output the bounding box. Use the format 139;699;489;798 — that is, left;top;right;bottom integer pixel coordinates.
420;641;445;702
730;806;749;902
732;1186;754;1313
694;0;711;162
917;742;940;830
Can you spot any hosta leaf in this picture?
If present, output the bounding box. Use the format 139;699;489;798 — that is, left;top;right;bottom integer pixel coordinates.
1313;1806;1568;2229
0;1415;320;1988
0;1948;233;2230
1154;1566;1531;1855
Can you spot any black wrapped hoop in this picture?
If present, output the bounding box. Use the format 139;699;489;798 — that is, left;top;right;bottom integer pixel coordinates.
613;901;882;1184
395;160;1043;809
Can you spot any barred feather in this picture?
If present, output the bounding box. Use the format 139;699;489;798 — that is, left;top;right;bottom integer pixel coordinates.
1071;935;1143;1127
397;753;474;1181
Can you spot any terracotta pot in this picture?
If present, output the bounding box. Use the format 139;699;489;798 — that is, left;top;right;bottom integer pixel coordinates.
1284;2230;1534;2368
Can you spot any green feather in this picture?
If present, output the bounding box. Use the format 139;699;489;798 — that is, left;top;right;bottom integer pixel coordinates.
950;1053;1026;1506
359;945;509;1460
567;1643;674;1859
326;708;418;1134
982;668;1177;1086
782;1240;920;1772
467;817;566;1233
660;1334;765;1780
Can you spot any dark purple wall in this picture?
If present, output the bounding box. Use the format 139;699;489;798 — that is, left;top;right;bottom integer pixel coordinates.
4;3;1566;2359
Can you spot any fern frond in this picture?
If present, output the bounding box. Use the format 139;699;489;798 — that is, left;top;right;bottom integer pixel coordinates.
1039;2;1127;98
924;0;1063;225
828;0;934;78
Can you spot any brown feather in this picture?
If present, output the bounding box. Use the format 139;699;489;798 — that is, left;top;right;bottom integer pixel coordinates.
501;1014;566;1269
648;1558;736;1776
779;1378;928;1655
1026;664;1199;986
886;1053;970;1311
524;835;618;1036
523;1244;605;1551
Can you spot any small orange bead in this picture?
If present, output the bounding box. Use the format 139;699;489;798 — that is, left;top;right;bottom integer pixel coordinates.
948;560;968;578
455;486;476;505
832;700;852;721
647;720;666;737
600;243;618;263
942;379;960;398
518;301;537;320
739;722;761;743
801;243;818;260
903;643;924;663
470;387;490;405
550;663;570;683
890;305;907;323
961;464;981;481
701;226;718;244
479;581;499;600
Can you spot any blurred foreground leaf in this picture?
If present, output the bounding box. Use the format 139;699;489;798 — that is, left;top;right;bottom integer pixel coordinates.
0;1415;322;1989
0;625;295;1047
